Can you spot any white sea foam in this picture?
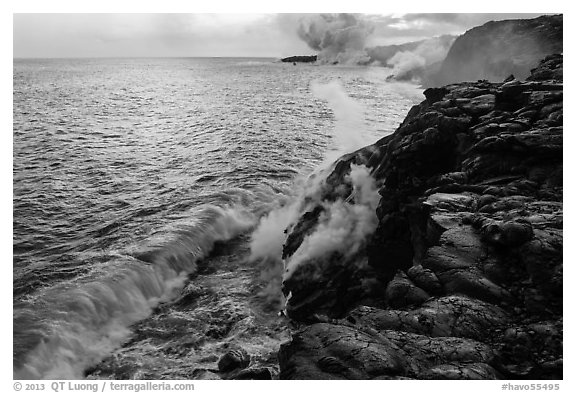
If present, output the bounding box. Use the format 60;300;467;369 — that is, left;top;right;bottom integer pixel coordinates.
14;206;254;379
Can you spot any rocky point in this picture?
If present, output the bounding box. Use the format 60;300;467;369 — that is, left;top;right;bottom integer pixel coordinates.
278;54;563;380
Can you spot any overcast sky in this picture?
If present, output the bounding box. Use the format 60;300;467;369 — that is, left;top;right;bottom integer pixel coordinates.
13;13;547;58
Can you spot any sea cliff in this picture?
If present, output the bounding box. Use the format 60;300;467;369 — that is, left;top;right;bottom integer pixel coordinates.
430;15;562;85
278;54;563;380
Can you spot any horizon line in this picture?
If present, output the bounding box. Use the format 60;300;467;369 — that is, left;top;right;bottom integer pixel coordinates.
13;55;289;60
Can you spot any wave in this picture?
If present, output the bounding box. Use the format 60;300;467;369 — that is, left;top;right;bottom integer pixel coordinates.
13;205;254;379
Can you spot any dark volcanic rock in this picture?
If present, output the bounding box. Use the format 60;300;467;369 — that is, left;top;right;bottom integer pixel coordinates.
230;367;273;380
278;53;562;379
280;55;317;63
279;322;499;379
385;270;430;308
217;348;251;372
432;15;562;85
348;295;508;340
407;265;443;295
527;54;563;82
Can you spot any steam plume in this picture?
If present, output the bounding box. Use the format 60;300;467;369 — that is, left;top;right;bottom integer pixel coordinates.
297;13;374;65
293;14;456;83
385;36;455;81
283;164;379;280
248;81;379;308
311;80;367;157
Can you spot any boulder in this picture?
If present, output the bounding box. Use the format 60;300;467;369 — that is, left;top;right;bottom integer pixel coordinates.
230;367;273;380
217;348;251;372
407;265;443;295
385;271;431;308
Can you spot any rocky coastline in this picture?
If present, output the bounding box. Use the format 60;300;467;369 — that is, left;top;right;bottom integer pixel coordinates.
276;54;563;380
87;52;563;383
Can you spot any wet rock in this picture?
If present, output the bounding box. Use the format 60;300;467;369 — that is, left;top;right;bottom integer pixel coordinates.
527;54;563;82
278;323;404;379
477;194;499;210
367;211;415;280
519;229;562;296
438;268;511;304
385;271;430;308
477;218;534;248
458;94;496;117
282;207;323;259
478;195;533;213
497;319;563;379
191;369;222;380
218;348;251;372
279;322;498;379
424;87;449;104
407;265;443;295
282;256;370;322
421;362;499;379
349;295;508;341
230;367;273;380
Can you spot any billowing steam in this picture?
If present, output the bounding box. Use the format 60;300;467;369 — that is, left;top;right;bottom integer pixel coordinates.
249;203;301;263
385;36;456;81
311;80;367;158
248;163;380;307
387;51;426;78
248;173;326;310
249;80;366;267
293;14;456;83
297;14;374;65
283;163;379;280
249;80;381;309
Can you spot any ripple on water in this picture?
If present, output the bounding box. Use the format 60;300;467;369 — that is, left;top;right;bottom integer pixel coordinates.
13;58;423;379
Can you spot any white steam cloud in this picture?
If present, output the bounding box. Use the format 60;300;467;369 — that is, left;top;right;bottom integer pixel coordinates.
387;51;426;78
386;36;455;81
249;167;331;266
249;203;300;263
248;172;328;310
311;80;367;160
283;164;380;280
248;164;380;306
248;81;380;308
297;13;373;65
293;14;456;83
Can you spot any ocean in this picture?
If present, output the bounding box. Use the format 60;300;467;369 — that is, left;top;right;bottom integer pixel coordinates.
13;57;423;379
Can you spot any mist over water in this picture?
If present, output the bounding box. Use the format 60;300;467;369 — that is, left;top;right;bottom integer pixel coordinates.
13;58;422;379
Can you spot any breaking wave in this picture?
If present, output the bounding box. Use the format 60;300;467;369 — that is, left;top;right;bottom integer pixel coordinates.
14;206;254;379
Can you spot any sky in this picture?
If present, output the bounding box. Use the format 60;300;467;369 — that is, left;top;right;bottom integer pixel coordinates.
13;13;548;58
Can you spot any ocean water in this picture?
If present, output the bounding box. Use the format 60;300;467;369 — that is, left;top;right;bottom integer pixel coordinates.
13;57;423;379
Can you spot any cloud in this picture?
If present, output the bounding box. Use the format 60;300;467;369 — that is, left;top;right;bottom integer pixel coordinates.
13;13;310;58
366;13;545;45
13;13;550;58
